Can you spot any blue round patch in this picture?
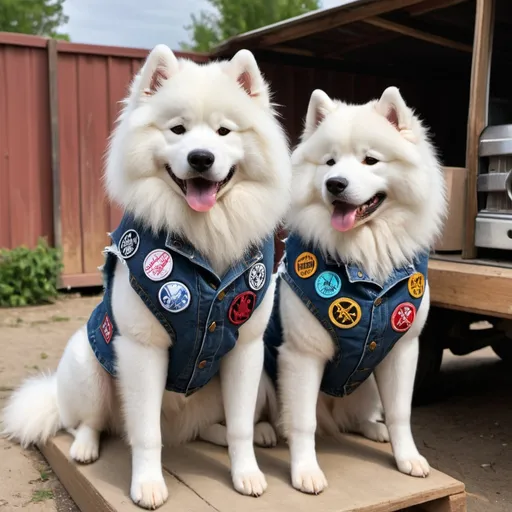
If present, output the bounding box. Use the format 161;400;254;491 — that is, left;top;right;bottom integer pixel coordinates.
158;281;191;313
315;271;342;298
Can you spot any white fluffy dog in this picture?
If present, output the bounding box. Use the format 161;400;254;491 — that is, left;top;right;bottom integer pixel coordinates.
263;87;446;494
3;45;291;509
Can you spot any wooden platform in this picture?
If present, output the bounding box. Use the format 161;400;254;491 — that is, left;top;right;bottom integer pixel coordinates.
40;434;466;512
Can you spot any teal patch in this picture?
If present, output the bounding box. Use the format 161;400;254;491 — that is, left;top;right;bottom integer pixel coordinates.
315;271;342;298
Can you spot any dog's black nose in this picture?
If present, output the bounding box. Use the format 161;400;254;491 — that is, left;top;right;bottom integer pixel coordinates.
188;150;215;173
326;177;349;196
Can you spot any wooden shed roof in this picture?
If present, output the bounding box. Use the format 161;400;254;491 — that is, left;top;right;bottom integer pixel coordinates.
212;0;509;78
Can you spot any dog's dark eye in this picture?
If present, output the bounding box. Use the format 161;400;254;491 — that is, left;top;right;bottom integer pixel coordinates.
364;156;379;165
217;127;231;136
171;125;186;135
326;159;336;166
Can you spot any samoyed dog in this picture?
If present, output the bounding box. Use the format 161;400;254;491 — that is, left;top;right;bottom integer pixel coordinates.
264;87;446;494
3;45;291;509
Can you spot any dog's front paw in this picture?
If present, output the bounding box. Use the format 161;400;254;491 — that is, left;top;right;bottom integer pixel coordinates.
232;469;267;497
254;422;277;447
396;455;430;478
291;464;328;494
130;476;169;510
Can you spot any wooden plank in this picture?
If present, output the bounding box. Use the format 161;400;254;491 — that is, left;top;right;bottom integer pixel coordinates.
41;434;465;512
428;258;512;318
59;272;102;289
417;491;467;511
40;435;215;512
0;45;11;248
362;17;472;52
462;0;495;258
227;0;425;49
58;53;84;275
48;39;62;249
408;0;468;16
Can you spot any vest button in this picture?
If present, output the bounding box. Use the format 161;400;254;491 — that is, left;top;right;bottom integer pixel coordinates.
374;297;383;306
208;321;217;333
209;282;218;290
198;360;207;369
357;271;364;278
217;290;226;301
369;341;377;351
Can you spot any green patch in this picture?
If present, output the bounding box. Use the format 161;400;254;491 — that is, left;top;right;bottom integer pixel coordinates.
31;489;53;503
40;352;48;360
39;469;50;482
50;315;70;322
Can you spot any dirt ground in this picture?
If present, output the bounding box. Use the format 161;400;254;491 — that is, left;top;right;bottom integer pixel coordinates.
0;295;510;512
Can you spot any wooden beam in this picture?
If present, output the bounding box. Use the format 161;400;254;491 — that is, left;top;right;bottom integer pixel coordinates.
322;31;400;59
258;0;425;47
47;39;61;250
429;258;512;319
462;0;495;258
408;0;468;16
362;16;472;52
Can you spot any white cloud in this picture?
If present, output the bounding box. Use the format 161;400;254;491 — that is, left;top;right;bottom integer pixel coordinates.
63;0;347;50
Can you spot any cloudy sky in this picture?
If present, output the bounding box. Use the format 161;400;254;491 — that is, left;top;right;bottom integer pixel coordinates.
62;0;347;50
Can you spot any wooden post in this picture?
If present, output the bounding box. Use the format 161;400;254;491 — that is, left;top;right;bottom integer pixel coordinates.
47;38;62;251
462;0;495;259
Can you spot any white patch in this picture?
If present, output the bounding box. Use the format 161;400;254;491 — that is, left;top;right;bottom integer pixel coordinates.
248;263;266;291
158;281;191;313
143;249;173;281
118;230;140;259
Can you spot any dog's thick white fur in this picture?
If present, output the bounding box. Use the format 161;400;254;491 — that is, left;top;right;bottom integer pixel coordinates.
278;88;446;494
2;45;291;509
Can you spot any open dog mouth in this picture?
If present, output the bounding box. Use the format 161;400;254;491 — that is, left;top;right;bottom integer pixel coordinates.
165;164;236;212
331;193;386;232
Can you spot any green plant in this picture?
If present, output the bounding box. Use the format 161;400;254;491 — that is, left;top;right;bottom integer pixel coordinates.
0;238;62;307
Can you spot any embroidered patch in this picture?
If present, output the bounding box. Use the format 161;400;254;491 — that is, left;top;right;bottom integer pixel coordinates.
143;249;173;281
391;302;416;332
294;252;317;279
100;314;113;344
329;297;362;329
408;272;425;299
228;291;257;325
247;262;266;291
158;281;191;313
118;229;140;259
315;271;342;298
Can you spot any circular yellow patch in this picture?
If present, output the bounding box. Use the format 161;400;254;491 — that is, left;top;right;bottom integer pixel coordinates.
294;252;318;279
328;297;362;329
408;272;425;299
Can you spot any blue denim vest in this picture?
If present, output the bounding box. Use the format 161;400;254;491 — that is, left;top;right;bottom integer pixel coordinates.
264;233;429;397
87;214;274;396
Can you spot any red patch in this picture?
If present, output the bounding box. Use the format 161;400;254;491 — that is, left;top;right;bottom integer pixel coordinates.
100;314;113;344
391;302;416;333
228;291;257;325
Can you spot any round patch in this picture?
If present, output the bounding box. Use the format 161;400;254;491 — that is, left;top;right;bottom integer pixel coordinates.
294;252;318;279
248;263;266;291
408;272;425;299
119;229;140;259
228;291;257;325
391;302;416;332
158;281;191;313
315;271;342;298
328;297;362;329
143;249;173;281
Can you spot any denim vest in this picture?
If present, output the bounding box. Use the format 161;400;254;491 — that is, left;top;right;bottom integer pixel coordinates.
264;233;429;397
87;214;274;396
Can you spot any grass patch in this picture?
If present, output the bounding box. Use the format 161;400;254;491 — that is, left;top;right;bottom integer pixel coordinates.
31;489;53;503
40;352;48;360
50;315;70;322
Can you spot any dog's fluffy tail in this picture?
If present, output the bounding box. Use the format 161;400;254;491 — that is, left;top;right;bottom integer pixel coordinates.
2;373;62;448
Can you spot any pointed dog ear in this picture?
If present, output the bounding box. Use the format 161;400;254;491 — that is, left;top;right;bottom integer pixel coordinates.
136;44;179;97
303;89;336;139
375;87;416;142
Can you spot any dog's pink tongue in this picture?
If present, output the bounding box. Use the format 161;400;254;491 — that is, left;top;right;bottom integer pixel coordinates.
185;178;217;212
331;202;358;232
